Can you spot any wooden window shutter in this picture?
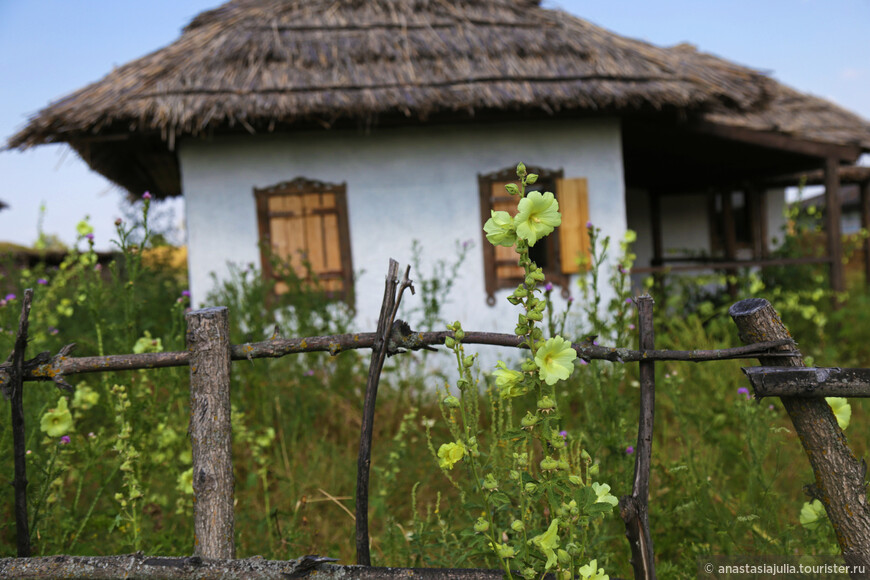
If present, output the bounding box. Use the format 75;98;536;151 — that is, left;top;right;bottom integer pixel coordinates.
254;178;353;302
555;177;591;274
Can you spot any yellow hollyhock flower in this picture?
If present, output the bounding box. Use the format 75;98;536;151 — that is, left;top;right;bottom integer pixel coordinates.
483;210;517;247
437;441;467;470
40;397;73;438
535;336;577;386
529;518;560;570
827;397;851;431
515;191;561;246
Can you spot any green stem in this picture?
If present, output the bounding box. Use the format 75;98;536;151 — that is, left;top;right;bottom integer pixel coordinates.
67;463;120;552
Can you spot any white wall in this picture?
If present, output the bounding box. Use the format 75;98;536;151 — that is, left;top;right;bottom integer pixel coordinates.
178;118;626;363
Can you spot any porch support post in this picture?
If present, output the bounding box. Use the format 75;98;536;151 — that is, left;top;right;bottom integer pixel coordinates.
824;158;845;293
747;184;767;260
721;190;738;299
860;178;870;288
650;190;663;267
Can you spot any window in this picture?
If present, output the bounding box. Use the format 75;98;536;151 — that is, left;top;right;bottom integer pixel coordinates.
478;167;590;305
254;177;353;301
709;190;758;256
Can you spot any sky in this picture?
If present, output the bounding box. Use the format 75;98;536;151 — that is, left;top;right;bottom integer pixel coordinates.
1;0;868;250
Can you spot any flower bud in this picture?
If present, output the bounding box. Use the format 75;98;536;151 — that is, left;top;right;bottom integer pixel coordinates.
509;470;520;480
444;337;455;349
505;183;520;196
516;162;527;178
483;473;499;491
454;329;466;341
540;456;559;471
514;324;529;336
526;173;538;185
463;356;475;368
524;482;538;493
443;395;460;409
557;549;571;566
527;310;543;322
521;413;539;429
511;520;525;532
474;517;490;533
521;359;537;372
537;396;556;412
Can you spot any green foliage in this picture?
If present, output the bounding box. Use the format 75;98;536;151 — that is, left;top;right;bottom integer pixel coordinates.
2;179;868;580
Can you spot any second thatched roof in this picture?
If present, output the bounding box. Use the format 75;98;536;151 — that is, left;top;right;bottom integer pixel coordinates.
8;0;870;196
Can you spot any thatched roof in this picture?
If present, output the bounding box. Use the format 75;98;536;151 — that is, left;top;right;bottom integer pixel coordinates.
7;0;870;197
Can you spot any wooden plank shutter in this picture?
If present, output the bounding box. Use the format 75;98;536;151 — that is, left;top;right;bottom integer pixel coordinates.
255;179;353;301
556;177;590;274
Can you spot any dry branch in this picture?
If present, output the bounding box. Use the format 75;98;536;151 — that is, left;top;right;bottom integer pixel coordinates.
0;331;796;388
0;554;509;579
356;260;413;565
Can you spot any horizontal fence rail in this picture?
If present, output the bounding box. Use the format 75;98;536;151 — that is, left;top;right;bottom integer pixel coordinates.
742;366;870;398
0;332;797;392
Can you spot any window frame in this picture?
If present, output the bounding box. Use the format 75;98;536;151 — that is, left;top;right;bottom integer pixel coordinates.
254;177;354;304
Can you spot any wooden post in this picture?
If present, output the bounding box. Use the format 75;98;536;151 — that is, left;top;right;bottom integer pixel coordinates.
10;289;33;557
824;157;845;293
620;295;656;580
860;178;870;288
730;298;870;574
186;307;235;559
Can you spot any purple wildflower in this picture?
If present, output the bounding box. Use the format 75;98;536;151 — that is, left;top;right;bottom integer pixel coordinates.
5;294;15;301
37;278;48;285
182;290;191;297
49;327;59;335
142;192;152;200
586;221;593;229
625;297;632;304
626;446;634;455
60;436;71;445
94;264;102;272
86;233;94;241
304;369;315;377
559;430;568;439
628;323;636;330
737;387;751;400
544;282;553;292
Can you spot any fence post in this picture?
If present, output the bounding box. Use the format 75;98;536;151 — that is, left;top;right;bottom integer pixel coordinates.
10;289;33;557
620;295;657;580
730;298;870;572
186;306;235;559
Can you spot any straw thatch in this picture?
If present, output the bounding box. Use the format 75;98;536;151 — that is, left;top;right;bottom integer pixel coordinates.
7;0;870;197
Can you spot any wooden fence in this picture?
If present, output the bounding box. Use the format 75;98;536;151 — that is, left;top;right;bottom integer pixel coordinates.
3;259;870;579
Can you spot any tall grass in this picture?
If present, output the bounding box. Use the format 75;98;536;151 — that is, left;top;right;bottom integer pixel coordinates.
0;203;863;579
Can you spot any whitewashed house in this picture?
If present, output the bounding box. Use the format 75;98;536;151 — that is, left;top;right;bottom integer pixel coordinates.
9;0;870;336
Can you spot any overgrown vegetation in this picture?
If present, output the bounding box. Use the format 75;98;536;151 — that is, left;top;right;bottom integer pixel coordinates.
0;188;867;579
